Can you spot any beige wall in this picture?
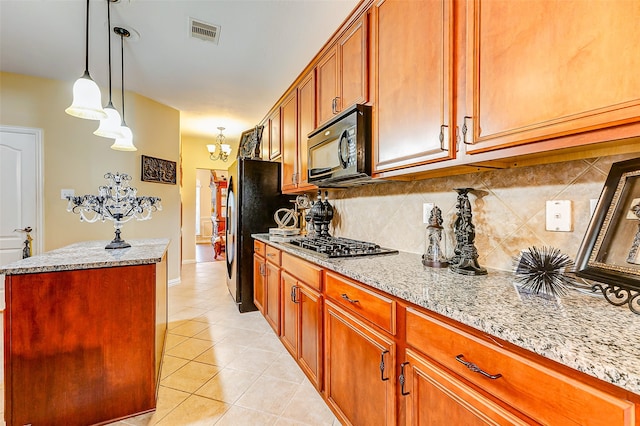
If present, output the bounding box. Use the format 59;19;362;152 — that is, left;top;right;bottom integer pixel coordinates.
0;72;182;282
181;135;235;263
330;152;639;271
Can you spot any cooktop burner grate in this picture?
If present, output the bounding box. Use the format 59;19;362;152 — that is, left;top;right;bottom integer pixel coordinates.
285;236;398;258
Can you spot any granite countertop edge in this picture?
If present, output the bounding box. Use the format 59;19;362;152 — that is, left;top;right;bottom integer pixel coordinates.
253;234;640;395
0;238;170;275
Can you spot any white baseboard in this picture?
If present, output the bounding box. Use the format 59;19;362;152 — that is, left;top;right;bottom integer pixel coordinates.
182;259;197;264
168;277;181;287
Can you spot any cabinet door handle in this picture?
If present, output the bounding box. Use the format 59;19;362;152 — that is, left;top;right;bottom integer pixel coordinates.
439;125;448;151
335;96;340;113
291;285;299;303
331;97;337;114
455;354;502;380
340;293;359;304
380;350;390;381
399;362;410;396
259;263;266;276
462;116;473;145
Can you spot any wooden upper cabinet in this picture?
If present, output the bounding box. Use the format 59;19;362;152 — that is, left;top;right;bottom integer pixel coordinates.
297;71;317;191
339;14;368;113
317;46;339;127
280;71;318;194
260;118;270;160
269;108;281;160
463;0;640;153
372;0;455;174
281;91;298;192
317;13;368;127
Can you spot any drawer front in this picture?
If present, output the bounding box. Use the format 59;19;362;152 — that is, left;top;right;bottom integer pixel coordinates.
254;240;266;257
281;252;322;291
265;245;281;266
406;308;635;426
325;271;395;335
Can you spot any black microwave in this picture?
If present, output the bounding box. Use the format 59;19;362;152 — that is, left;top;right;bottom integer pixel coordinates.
307;104;372;188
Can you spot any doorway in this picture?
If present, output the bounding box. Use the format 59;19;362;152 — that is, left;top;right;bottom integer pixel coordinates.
195;168;227;262
0;125;44;309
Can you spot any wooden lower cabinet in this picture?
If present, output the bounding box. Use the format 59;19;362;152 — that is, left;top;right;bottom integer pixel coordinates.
280;269;323;389
264;260;281;334
324;300;396;426
403;348;533;426
253;253;266;313
253;241;639;425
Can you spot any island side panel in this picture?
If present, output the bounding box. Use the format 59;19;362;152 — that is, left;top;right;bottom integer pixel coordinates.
5;264;157;425
155;253;168;388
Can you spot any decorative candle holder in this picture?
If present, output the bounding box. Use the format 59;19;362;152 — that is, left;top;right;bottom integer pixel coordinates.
66;172;162;249
422;205;449;268
449;188;487;275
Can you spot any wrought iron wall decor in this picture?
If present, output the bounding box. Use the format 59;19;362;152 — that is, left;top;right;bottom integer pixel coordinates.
141;155;176;184
575;157;640;315
66;172;162;249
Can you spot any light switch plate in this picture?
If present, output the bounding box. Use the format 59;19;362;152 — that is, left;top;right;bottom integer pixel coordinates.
423;203;434;224
60;189;75;200
546;200;572;232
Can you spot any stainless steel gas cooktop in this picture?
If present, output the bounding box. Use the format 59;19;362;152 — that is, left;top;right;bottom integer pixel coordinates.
285;236;398;258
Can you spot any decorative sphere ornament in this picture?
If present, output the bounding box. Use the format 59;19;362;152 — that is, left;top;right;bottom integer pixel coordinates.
513;246;577;297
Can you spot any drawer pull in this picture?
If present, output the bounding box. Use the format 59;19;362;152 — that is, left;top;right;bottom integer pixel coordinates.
380;350;390;381
455;354;502;380
340;293;359;304
399;362;410;396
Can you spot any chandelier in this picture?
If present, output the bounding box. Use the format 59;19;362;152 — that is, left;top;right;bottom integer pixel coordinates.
207;127;232;162
66;172;161;249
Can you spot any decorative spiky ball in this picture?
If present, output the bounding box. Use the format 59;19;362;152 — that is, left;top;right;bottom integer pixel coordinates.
513;246;576;297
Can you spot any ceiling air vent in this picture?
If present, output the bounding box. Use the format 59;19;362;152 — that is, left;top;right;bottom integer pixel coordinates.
189;18;221;44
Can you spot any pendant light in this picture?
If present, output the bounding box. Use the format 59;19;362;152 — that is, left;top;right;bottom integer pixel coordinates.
94;0;124;139
65;0;107;120
111;26;137;151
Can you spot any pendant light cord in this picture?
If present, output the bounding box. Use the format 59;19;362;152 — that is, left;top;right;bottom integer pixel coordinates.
120;31;125;123
107;0;113;104
84;0;90;72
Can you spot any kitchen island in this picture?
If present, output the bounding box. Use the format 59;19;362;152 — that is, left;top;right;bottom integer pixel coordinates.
0;239;169;426
253;233;640;425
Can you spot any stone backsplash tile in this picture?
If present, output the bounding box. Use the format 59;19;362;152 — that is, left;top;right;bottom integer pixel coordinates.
328;153;639;271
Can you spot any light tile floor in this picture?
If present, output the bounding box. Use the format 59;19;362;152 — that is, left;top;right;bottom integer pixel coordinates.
107;259;340;425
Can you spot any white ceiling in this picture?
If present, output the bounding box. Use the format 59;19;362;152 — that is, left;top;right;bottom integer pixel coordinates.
0;0;360;142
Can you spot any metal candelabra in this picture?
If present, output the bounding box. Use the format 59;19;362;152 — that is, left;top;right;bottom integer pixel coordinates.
66;172;162;249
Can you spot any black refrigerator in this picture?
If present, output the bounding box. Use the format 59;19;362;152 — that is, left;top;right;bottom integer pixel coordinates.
225;158;287;312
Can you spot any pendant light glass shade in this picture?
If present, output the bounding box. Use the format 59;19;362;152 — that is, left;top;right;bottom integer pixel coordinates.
66;71;107;120
111;26;137;151
66;0;106;120
111;125;137;151
94;102;125;138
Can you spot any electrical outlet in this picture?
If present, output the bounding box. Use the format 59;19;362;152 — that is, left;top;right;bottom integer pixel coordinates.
423;203;434;224
61;189;75;200
545;200;572;232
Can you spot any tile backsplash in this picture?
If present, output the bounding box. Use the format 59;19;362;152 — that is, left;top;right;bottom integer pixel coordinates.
328;153;638;271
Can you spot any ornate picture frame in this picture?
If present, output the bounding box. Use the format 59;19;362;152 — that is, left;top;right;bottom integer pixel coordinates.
238;126;263;159
575;157;640;313
141;155;177;185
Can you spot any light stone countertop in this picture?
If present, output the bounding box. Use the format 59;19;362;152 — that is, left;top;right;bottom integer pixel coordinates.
0;239;170;275
253;233;640;395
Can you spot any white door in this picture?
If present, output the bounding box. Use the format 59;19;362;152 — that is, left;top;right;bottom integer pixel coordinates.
0;126;43;308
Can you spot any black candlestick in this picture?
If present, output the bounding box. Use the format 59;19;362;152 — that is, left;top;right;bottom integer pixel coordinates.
449;188;487;275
